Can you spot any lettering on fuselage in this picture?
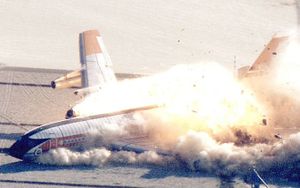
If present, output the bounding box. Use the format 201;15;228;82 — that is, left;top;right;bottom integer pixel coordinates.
41;134;86;151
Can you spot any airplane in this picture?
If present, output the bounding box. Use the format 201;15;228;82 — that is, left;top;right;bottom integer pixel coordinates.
9;30;165;161
8;30;290;162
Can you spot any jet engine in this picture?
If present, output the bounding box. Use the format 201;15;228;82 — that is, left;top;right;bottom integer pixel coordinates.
65;108;80;119
51;70;81;89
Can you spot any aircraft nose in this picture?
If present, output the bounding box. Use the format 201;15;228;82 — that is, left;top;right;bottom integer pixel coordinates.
9;140;26;160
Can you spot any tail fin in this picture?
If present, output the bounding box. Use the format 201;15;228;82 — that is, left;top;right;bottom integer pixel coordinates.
79;30;116;88
238;35;290;79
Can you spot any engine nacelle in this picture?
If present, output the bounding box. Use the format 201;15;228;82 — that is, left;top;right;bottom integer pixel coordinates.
65;108;79;119
51;70;81;89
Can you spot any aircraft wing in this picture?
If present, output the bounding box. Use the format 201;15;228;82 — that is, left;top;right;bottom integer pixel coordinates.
238;35;290;79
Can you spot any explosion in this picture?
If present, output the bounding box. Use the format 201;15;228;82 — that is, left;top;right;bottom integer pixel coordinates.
274;37;300;96
39;34;300;184
74;62;266;137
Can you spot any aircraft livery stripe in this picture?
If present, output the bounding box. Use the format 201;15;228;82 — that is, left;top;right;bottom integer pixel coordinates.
26;105;160;138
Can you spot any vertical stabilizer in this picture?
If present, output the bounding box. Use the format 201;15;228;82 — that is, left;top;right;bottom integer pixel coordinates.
79;30;116;88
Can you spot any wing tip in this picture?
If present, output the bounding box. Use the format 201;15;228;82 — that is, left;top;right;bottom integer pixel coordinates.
272;31;295;39
82;29;100;37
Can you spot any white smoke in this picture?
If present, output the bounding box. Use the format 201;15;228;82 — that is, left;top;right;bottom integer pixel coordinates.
38;148;111;166
176;131;300;178
38;148;174;167
38;35;300;183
